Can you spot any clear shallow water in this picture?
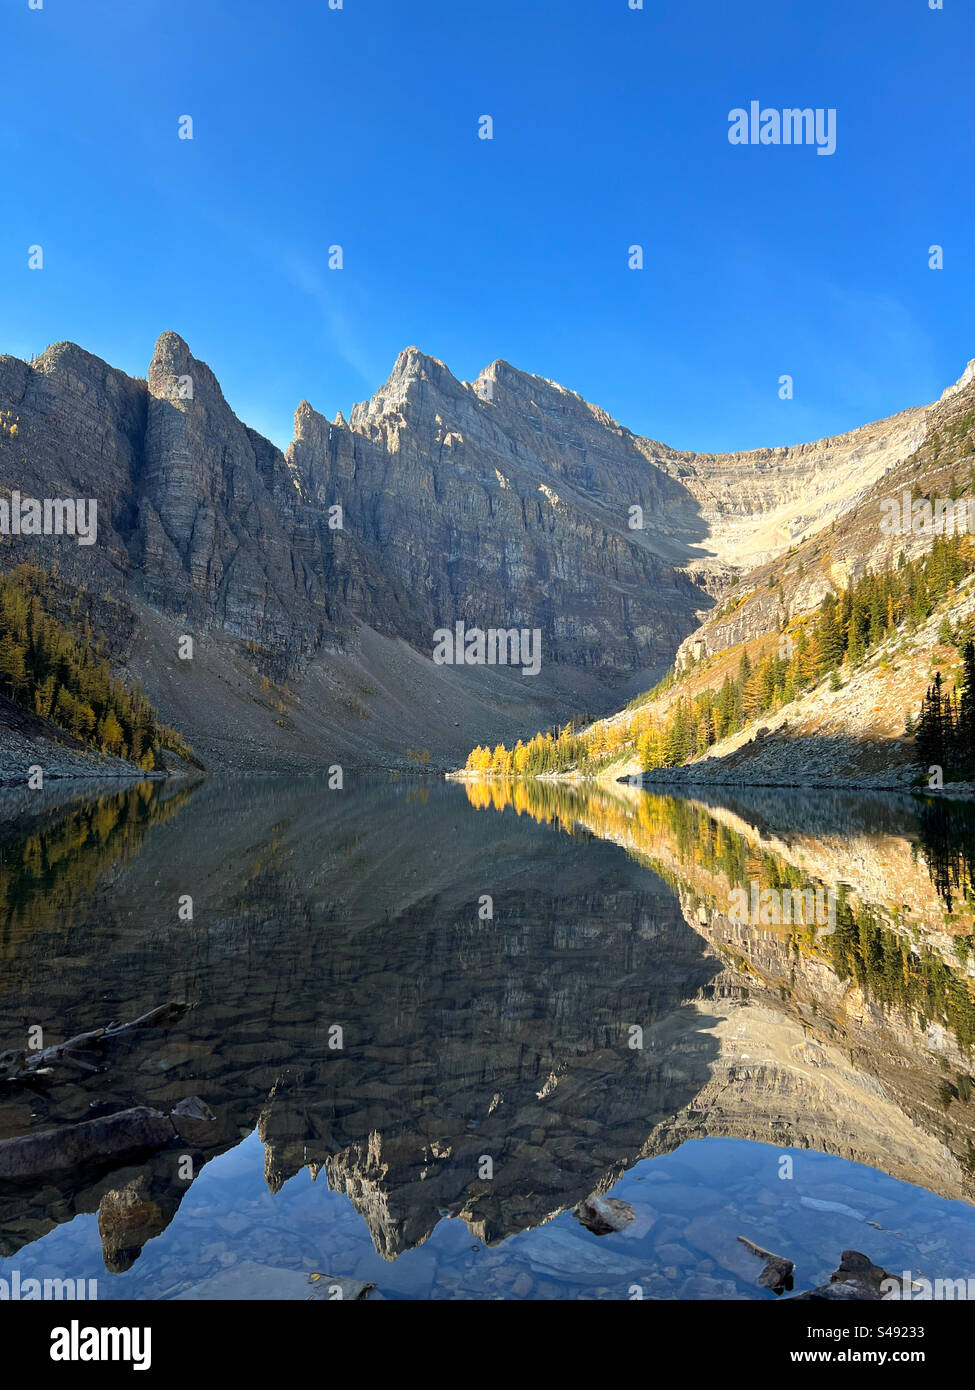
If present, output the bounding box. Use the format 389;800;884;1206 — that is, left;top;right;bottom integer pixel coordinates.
1;775;974;1300
7;1135;975;1301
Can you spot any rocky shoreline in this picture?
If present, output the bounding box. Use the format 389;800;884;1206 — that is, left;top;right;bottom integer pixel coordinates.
447;764;975;798
0;726;166;786
632;766;961;794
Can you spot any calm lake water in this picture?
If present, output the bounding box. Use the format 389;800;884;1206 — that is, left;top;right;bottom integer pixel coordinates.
2;775;974;1300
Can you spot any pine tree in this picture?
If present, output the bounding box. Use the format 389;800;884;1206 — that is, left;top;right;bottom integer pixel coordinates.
814;598;844;672
958;641;975;774
916;673;949;771
0;631;27;693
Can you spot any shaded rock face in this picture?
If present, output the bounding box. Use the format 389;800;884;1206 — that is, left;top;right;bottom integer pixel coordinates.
0;343;147;588
140;333;320;651
0;334;710;752
290;347;706;673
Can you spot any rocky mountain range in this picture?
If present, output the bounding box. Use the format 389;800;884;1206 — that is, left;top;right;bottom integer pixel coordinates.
1;332;971;772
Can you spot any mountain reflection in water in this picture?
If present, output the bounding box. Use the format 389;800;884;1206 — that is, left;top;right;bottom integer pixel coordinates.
1;774;974;1300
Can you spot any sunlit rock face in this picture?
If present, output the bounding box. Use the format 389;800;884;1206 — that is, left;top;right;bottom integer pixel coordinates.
1;778;972;1270
666;361;975;666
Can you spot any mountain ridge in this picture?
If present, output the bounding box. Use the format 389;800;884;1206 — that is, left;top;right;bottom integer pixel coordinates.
1;331;970;773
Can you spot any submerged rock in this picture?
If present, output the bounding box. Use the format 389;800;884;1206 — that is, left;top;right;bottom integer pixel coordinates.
574;1194;635;1236
799;1196;866;1221
525;1225;639;1280
0;1107;174;1178
174;1261;376;1300
789;1250;894;1301
170;1095;217;1145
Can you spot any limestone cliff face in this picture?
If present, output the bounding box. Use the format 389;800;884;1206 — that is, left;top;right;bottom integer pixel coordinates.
670;359;975;668
1;332;710;677
0;334;712;765
140;332;315;649
290;346;702;671
656;404;931;576
0;342;146;585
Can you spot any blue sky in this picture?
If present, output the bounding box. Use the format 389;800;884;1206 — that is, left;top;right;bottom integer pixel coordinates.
4;0;972;453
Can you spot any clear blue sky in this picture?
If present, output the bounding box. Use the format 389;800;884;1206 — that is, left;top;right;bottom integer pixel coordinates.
4;0;972;453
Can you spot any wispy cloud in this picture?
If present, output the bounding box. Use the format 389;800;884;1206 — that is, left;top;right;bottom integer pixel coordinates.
280;253;380;392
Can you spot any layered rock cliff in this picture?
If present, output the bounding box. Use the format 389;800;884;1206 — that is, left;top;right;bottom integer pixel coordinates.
0;334;709;768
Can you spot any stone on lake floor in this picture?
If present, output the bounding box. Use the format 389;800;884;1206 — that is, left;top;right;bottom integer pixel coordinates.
678;1274;743;1299
618;1204;658;1240
169;1095;217;1145
525;1225;640;1280
788;1250;894;1301
573;1194;635;1236
757;1255;794;1293
799;1196;866;1221
737;1235;795;1293
173;1261;376;1300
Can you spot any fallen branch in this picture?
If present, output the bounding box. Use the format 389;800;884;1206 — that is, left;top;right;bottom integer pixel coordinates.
0;1094;216;1179
1;1002;191;1084
737;1234;795;1292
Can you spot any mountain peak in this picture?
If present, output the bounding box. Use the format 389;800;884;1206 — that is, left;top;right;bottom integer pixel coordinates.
940;358;975;403
33;340;116;377
349;346;460;431
388;345;452;384
291;398;330;448
147;332;229;410
150;331;193;369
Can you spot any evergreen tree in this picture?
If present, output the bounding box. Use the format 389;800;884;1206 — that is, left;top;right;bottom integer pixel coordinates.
957;641;975;774
916;673;949;770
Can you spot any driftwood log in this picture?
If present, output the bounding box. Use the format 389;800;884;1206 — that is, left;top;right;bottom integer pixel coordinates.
737;1235;795;1293
0;1096;216;1179
0;1002;213;1177
0;1002;191;1084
